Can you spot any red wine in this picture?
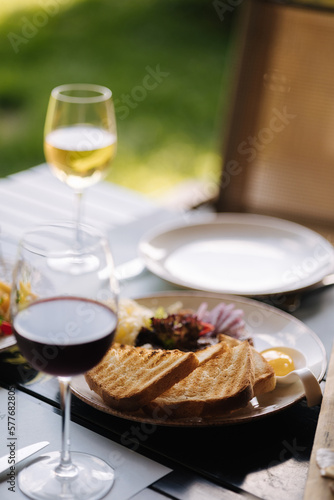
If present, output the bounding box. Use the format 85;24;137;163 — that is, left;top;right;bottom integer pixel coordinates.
13;297;117;376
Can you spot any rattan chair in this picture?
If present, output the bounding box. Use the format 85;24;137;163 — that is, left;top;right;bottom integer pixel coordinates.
215;0;334;242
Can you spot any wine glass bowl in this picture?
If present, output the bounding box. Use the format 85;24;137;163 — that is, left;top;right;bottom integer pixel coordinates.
44;83;117;221
10;222;118;500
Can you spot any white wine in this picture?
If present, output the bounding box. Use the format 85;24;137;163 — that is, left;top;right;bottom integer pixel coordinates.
44;125;117;190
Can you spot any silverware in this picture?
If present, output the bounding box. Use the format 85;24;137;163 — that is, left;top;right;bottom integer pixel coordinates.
0;441;49;474
260;273;334;313
288;273;334;311
115;257;145;281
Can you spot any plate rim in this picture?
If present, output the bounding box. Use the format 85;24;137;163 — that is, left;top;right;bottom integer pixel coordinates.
71;291;327;427
138;213;334;296
0;335;16;353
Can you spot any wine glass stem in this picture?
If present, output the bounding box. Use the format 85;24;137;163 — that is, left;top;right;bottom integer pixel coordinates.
75;191;83;245
56;376;77;478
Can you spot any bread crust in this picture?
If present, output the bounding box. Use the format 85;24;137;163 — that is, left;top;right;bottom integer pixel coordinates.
219;334;276;397
146;342;255;419
85;343;199;411
85;334;276;419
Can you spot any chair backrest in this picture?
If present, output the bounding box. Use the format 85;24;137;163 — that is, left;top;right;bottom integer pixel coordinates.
215;0;334;241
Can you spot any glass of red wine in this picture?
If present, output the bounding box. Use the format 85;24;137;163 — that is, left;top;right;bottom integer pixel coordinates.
10;221;118;500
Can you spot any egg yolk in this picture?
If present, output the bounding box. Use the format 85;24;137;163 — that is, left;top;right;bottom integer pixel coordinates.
261;349;295;376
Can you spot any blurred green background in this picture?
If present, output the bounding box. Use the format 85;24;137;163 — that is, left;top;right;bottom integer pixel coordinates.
0;0;235;198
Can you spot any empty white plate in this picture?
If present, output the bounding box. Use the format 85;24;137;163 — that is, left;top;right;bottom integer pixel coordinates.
138;213;334;296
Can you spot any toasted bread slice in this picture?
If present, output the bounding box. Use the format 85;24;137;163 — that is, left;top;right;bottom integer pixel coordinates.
147;341;254;419
194;341;228;364
219;334;276;396
85;343;199;412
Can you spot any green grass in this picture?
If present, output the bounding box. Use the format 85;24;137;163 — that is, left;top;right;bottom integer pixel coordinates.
0;0;234;197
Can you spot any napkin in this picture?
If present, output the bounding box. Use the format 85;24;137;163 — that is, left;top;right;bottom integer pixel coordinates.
0;387;171;499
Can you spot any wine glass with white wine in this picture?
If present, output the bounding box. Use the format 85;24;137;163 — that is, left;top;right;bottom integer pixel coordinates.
44;83;117;228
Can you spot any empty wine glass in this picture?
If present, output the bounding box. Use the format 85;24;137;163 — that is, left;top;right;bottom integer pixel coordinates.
44;84;117;228
10;221;118;500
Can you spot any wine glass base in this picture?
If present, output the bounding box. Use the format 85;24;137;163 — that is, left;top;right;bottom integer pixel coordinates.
18;451;114;500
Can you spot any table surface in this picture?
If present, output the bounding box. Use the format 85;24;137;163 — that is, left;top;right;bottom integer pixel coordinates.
1;165;334;500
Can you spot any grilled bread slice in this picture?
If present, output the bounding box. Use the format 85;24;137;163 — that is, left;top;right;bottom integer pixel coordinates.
147;341;254;419
194;341;228;364
85;343;199;412
219;334;276;396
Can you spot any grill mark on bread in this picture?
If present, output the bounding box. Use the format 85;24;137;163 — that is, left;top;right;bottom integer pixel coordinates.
218;334;276;396
146;342;255;418
85;343;199;411
85;336;276;419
